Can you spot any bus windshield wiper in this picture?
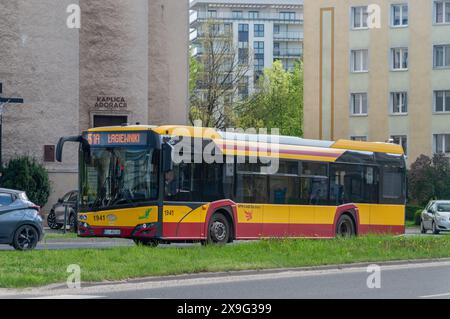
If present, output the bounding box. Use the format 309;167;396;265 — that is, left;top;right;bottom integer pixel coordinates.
92;177;110;209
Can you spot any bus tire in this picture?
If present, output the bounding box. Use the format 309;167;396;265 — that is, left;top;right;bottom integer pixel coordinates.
336;214;355;237
133;238;159;247
206;213;230;245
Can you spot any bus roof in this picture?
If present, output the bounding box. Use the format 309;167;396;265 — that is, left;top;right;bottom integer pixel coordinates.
87;124;404;156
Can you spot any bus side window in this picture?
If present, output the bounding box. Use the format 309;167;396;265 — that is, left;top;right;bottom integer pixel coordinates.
330;164;379;205
380;166;404;204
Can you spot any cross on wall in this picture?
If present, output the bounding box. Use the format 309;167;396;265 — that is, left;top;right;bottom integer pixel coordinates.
0;82;24;167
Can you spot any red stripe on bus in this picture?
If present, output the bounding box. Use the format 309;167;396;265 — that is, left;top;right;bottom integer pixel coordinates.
219;144;341;158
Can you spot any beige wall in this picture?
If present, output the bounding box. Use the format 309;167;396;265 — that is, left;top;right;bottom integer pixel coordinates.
0;0;189;212
304;0;450;164
149;0;189;125
79;0;150;131
0;0;80;211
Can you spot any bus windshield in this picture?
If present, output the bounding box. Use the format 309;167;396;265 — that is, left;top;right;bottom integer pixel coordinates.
80;147;159;210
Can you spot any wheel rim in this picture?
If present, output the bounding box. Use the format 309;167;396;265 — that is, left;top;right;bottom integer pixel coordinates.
17;226;37;250
211;221;226;241
338;219;353;237
47;213;57;229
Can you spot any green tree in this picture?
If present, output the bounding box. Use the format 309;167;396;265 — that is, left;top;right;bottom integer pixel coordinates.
236;60;303;137
1;156;51;207
189;21;251;128
408;154;450;206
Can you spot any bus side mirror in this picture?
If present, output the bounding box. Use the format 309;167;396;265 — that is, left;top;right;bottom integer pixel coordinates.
56;136;91;164
162;143;173;173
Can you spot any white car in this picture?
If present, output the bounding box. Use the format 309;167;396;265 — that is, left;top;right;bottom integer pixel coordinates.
421;200;450;234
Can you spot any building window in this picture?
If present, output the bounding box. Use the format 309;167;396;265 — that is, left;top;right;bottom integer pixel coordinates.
350;136;368;141
93;115;128;127
44;145;55;162
434;45;450;68
254;24;264;37
238;24;249;65
238;24;249;41
391;135;408;155
391;92;408;114
350;93;368;116
434;1;450;24
351;49;369;72
280;12;296;21
391;4;408;27
351;6;368;29
434;90;450;112
254;41;264;55
207;10;217;18
434;134;450;155
232;11;243;19
391;48;408;70
248;11;259;19
274;24;280;34
238;42;249;65
238;76;249;99
254;41;264;84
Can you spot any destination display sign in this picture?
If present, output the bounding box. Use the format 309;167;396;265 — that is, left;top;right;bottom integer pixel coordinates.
86;132;148;147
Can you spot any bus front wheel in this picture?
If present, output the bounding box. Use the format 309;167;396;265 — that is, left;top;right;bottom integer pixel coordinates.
336;214;356;237
206;213;230;245
133;238;159;247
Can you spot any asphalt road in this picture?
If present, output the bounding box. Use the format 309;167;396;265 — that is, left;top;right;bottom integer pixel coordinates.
1;260;449;299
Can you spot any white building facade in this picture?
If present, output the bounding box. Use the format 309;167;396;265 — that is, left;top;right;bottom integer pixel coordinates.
190;0;304;95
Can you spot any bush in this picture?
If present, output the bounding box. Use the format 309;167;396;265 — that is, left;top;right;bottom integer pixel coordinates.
405;205;423;221
1;156;51;207
414;209;423;226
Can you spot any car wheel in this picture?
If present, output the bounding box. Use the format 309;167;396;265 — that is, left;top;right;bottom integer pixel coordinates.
47;211;62;230
13;225;39;251
68;214;77;232
133;238;159;247
336;214;356;237
420;220;427;234
432;222;440;235
206;213;230;245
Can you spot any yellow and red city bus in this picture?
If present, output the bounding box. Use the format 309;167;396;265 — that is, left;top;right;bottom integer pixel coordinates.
56;125;406;246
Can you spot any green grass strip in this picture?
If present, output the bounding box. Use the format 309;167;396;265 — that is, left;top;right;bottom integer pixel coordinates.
0;235;449;289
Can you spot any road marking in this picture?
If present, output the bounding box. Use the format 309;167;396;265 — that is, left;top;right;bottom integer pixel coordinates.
28;294;104;299
420;292;450;299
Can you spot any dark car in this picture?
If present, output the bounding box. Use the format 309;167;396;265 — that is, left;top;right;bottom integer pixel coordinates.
0;188;44;250
47;190;78;231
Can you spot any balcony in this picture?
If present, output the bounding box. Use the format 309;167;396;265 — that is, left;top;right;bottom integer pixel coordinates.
273;48;303;58
190;11;303;25
190;30;234;43
273;31;304;42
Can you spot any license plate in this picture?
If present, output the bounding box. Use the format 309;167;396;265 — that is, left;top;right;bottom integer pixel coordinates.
104;229;121;236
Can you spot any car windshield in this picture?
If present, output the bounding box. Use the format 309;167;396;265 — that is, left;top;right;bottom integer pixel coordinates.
437;204;450;213
80;147;159;210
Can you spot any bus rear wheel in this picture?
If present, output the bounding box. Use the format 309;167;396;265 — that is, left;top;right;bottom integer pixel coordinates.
133;238;159;247
336;215;355;237
206;213;230;245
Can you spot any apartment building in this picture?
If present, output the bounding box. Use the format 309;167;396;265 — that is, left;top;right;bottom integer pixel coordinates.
190;0;304;96
304;0;450;164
